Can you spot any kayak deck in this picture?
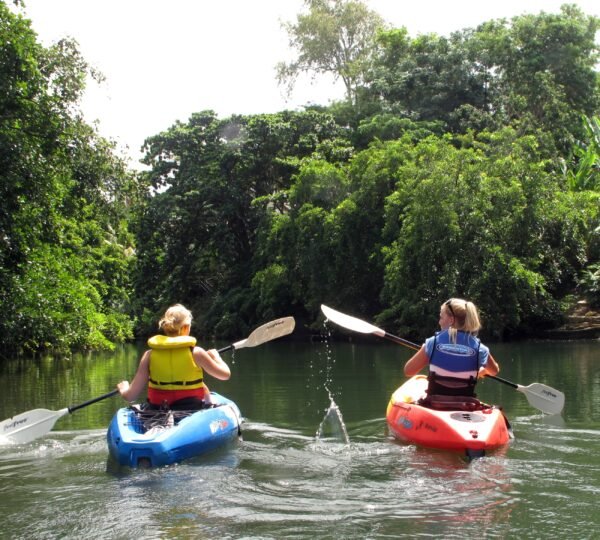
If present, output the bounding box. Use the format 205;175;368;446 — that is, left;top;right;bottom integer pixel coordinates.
107;392;242;468
386;375;511;457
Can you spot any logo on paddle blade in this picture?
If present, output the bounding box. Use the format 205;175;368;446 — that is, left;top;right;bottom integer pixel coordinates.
3;417;28;432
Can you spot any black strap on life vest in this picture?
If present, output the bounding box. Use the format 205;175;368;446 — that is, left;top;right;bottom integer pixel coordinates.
149;377;203;387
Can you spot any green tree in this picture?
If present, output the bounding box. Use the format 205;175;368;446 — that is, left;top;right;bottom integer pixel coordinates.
562;116;600;306
563;116;600;191
277;0;385;105
0;3;136;354
366;5;599;151
476;5;600;152
380;130;588;339
134;110;348;337
368;28;494;131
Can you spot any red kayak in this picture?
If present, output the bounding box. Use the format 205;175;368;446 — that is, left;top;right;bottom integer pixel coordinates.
386;375;511;458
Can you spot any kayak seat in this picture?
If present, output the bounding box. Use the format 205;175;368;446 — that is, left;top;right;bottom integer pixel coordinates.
128;401;225;433
418;394;489;412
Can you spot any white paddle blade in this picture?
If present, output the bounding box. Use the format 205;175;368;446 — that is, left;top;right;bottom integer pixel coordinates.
321;305;385;336
233;317;295;350
0;408;69;444
519;383;565;415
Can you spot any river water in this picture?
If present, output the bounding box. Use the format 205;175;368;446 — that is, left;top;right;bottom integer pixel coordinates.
0;336;598;539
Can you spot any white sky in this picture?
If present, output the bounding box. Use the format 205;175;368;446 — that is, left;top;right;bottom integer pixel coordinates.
15;0;600;167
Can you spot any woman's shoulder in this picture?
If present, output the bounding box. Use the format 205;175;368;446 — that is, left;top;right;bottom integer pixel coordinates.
477;340;490;355
425;334;437;344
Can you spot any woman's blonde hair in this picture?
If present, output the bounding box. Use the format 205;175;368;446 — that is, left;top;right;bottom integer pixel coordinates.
158;304;192;336
443;298;481;342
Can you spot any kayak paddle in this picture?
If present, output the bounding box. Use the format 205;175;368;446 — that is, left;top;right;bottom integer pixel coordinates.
0;389;119;445
0;316;295;445
321;304;420;350
321;304;565;415
218;316;295;353
480;375;565;416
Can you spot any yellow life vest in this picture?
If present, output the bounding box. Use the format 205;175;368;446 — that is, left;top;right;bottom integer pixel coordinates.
147;335;204;390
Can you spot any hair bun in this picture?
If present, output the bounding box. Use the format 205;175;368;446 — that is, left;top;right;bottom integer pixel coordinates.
158;304;193;335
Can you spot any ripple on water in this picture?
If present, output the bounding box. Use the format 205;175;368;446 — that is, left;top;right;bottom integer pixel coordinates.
145;421;513;539
3;411;597;539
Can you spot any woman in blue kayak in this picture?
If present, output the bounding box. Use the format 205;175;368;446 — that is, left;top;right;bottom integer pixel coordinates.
403;298;499;397
116;304;231;409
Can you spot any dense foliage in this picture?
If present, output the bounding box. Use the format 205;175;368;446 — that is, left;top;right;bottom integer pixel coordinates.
134;3;599;342
1;1;599;354
0;3;138;354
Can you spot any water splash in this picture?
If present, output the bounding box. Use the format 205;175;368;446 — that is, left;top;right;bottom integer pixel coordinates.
310;317;350;444
315;387;350;445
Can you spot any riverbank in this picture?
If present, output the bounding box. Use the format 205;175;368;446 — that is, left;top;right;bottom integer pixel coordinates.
544;299;600;340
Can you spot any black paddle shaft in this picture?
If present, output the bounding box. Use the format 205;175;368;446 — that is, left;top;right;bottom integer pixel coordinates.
486;375;518;389
68;389;119;413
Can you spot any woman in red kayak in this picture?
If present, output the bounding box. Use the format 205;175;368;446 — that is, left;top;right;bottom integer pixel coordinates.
116;304;231;409
404;298;499;397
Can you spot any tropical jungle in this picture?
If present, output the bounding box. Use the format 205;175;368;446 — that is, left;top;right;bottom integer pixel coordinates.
1;0;599;355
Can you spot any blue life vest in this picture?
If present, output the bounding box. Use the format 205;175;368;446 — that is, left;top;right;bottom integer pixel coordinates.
427;330;482;397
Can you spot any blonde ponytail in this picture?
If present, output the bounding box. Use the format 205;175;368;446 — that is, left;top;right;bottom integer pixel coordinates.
444;298;482;342
463;301;481;334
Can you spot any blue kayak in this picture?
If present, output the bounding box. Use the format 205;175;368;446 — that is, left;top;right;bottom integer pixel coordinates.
107;393;242;467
